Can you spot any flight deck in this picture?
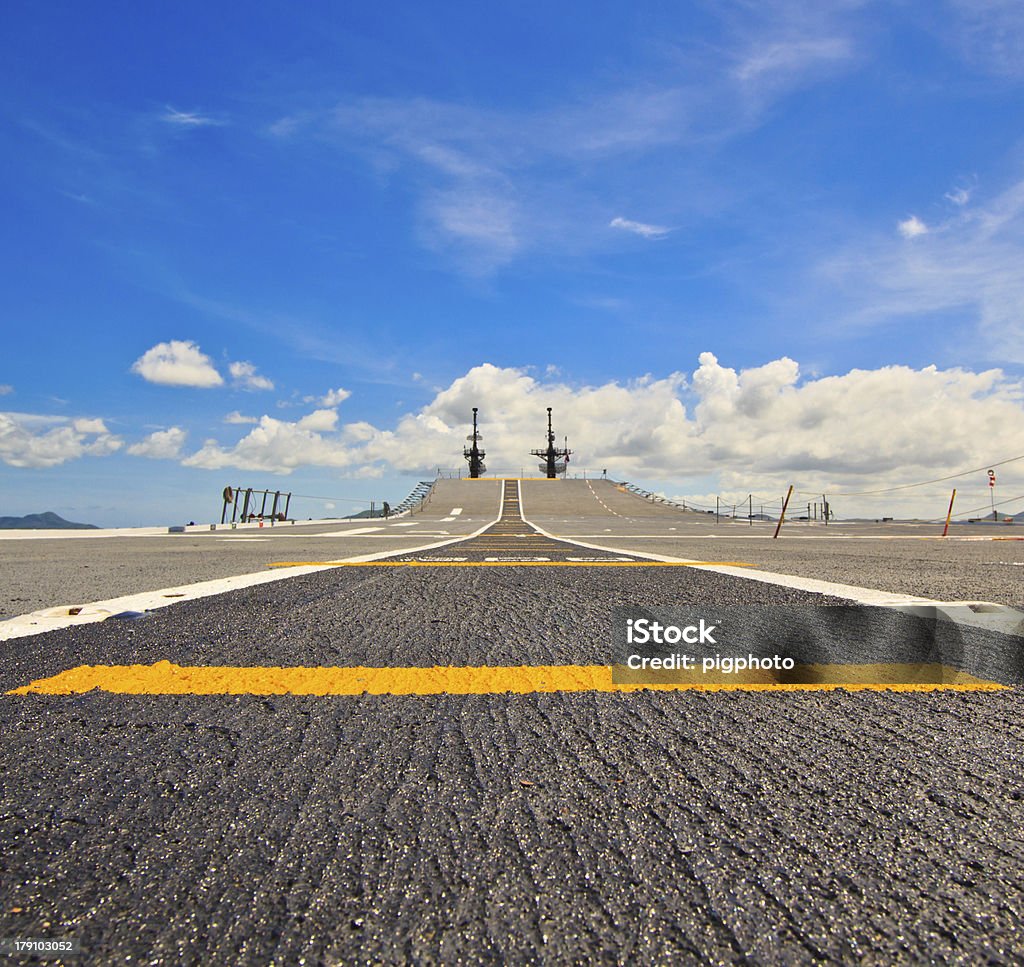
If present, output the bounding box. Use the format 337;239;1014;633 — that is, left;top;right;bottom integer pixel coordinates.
1;478;1023;963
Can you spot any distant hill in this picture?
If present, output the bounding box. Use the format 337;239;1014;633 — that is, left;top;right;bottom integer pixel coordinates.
0;511;98;530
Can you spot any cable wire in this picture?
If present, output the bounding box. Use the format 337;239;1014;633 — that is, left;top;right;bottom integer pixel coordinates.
795;451;1024;497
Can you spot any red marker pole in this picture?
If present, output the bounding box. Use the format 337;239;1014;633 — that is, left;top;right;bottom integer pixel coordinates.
773;485;794;539
942;488;956;537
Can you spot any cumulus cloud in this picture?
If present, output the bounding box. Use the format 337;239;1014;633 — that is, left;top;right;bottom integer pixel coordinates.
0;384;12;396
609;217;670;239
297;409;339;432
229;361;274;391
177;356;1024;516
308;387;352;407
897;215;929;238
184;411;355;473
127;427;187;460
224;411;258;425
72;417;109;434
0;412;123;468
685;352;1018;477
132;340;223;388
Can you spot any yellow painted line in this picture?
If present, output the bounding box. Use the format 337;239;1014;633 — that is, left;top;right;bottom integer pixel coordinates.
267;560;756;568
7;662;1005;696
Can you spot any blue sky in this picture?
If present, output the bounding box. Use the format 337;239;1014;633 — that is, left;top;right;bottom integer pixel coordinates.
3;1;1024;524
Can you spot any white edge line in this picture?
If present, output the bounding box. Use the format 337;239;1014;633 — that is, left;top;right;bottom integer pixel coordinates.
518;494;1024;630
0;482;506;643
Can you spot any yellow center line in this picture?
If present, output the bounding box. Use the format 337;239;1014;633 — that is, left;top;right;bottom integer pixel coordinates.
267;561;756;568
7;661;1005;696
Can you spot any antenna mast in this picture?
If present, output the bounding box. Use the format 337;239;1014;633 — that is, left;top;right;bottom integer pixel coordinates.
463;407;486;478
529;407;572;478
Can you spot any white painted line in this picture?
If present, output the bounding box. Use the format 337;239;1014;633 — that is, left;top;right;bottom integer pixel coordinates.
537;533;974;542
284;533;464;540
450;507;463;516
519;503;1024;632
0;485;507;642
0;566;338;642
0;518;346;540
230;528;454;536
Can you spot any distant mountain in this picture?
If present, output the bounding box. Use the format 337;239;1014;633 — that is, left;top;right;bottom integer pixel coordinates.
0;511;98;530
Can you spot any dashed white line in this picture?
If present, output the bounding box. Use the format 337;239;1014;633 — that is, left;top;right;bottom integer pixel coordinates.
587;480;629;519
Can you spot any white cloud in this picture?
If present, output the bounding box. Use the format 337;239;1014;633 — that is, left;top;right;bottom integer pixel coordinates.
0;412;123;468
163;108;223;127
945;186;972;206
733;36;854;87
292;9;862;276
609;216;670;239
318;387;352;407
229;361;274;391
423;189;522;270
945;0;1024;77
268;115;303;138
72;417;109;434
224;411;259;425
824;177;1024;359
897;215;929;238
132;340;223;388
127;427;187;460
0;384;12;396
297;409;338;432
184;412;357;473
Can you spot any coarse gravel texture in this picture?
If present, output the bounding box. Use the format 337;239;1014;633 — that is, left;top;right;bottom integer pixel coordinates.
3;688;1023;964
570;534;1024;606
0;522;488;621
0;566;854;690
2;564;1024;963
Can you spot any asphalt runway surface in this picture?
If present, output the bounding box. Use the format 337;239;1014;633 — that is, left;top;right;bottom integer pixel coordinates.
2;479;1024;963
0;480;503;620
3;478;1022;619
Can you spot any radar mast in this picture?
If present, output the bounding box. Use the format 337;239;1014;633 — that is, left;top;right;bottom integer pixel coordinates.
463;407;486;478
529;407;572;478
